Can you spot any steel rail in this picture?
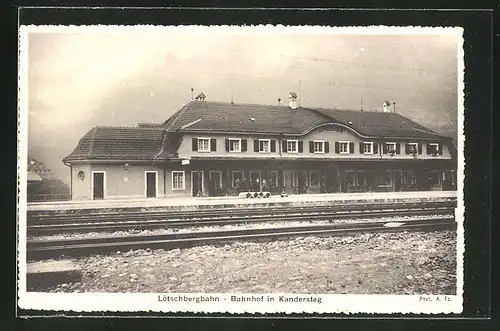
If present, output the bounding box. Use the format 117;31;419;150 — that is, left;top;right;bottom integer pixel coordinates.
28;201;456;226
27;216;455;261
28;207;453;235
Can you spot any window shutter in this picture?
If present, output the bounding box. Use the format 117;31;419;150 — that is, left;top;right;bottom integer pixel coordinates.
225;139;230;152
282;140;287;153
374;142;378;154
254;140;259;152
349;142;354;154
359;142;363;154
210;138;216;152
309;141;314;153
335;142;340;154
383;142;388;154
270;140;276;152
192;138;198;151
438;143;443;155
396;143;401;154
325;142;330;153
241;139;247;152
405;143;409;154
298;141;303;153
426;143;431;155
417;143;422;155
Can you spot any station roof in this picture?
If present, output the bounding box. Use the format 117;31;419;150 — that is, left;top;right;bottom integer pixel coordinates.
163;101;447;139
310;107;443;139
62;126;179;163
64;101;452;163
163;101;330;135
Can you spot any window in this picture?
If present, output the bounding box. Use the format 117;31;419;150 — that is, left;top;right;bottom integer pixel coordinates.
428;143;440;155
77;170;85;181
259;139;270;153
197;138;210;152
287;140;298;153
363;142;373;154
269;171;278;188
229;138;241;152
309;170;320;187
408;143;418;154
231;171;244;188
313;141;325;153
386;142;397;154
339;141;349;154
172;171;185;190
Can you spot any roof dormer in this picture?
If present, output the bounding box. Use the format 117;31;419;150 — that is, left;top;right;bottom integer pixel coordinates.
195;92;206;101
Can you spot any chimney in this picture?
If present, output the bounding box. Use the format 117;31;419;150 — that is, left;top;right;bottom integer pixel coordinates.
382;100;391;112
288;92;298;109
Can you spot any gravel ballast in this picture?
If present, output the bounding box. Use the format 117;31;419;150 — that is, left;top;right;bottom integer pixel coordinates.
35;230;457;295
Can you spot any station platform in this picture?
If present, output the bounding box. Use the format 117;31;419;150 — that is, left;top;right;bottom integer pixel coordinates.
27;260;82;290
27;191;458;213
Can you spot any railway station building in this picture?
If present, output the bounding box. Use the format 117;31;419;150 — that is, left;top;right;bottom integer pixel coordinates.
63;93;457;200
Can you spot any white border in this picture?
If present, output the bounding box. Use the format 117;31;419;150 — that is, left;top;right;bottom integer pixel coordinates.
22;25;465;36
17;24;465;315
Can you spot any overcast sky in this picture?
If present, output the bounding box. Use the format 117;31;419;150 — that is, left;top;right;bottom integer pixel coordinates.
25;26;460;183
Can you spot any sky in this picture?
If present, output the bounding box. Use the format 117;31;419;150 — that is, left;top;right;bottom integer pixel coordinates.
25;26;461;184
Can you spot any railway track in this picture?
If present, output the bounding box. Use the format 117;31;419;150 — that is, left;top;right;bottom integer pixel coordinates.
27;201;455;235
27;216;456;261
28;208;452;235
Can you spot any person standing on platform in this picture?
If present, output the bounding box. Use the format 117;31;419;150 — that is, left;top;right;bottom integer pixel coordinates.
242;177;250;192
234;178;241;194
262;178;268;192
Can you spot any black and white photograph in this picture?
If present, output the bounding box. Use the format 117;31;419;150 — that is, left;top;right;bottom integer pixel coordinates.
18;25;464;314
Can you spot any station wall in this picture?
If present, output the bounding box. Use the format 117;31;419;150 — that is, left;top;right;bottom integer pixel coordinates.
71;164;92;200
177;124;452;161
70;163;165;200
